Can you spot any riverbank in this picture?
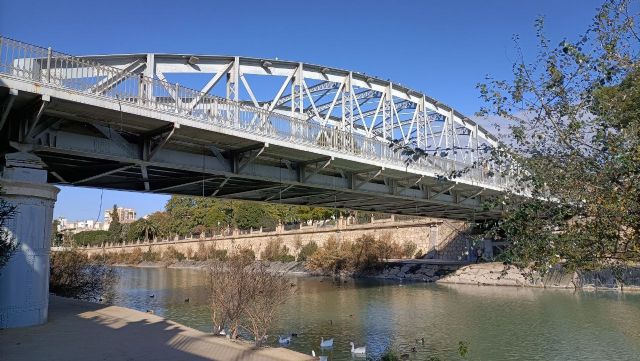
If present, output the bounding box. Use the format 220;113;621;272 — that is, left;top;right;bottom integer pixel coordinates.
110;260;640;291
116;260;312;275
0;296;313;361
436;262;640;291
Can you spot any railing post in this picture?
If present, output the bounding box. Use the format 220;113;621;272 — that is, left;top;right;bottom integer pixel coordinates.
175;82;180;113
46;47;52;83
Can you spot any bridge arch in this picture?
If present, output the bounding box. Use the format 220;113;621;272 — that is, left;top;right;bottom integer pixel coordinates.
0;37;512;328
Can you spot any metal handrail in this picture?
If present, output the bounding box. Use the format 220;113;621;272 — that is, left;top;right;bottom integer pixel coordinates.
0;36;513;189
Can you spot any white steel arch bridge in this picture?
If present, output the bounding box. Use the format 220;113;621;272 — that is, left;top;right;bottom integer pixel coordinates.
0;37;515;221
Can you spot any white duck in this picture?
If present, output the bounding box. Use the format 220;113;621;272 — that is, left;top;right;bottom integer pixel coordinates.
311;350;328;361
214;326;226;336
279;335;292;345
350;342;366;356
320;337;334;348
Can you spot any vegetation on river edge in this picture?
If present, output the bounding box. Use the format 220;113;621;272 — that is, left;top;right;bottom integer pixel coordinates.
50;249;117;301
479;0;640;275
0;186;17;274
390;0;640;277
62;197;417;248
87;233;421;276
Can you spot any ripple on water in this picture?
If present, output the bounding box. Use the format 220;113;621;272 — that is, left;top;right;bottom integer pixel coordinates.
110;267;640;361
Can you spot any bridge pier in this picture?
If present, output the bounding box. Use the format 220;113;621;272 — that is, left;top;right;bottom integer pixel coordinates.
0;151;58;328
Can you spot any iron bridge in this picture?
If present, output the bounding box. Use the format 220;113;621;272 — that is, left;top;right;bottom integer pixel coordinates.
0;37;515;220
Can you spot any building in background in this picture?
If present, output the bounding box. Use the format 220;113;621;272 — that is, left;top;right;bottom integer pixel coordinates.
56;206;137;234
104;207;137;224
56;217;108;233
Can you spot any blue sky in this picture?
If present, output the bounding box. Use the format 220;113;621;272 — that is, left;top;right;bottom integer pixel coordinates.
0;0;603;220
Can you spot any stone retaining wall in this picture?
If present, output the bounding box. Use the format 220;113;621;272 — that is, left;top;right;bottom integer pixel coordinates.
437;262;640;290
81;219;472;261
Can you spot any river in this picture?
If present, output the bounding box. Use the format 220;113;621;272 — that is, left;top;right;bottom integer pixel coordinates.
110;267;640;360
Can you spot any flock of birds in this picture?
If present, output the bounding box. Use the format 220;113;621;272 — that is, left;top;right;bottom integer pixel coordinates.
144;294;423;360
276;332;426;360
278;334;366;359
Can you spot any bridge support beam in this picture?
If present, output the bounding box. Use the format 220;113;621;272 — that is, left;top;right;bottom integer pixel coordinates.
0;150;59;328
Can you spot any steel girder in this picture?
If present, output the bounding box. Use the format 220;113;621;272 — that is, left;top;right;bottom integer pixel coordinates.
50;52;498;164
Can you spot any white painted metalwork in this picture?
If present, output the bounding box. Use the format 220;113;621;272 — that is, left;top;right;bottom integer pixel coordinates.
0;36;510;190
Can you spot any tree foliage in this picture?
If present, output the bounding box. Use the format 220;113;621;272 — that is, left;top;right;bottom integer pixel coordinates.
50;249;117;301
0;187;17;272
74;230;110;247
476;0;640;274
107;204;122;242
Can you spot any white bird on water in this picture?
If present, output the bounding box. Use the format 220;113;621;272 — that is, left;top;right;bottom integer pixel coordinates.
311;350;328;361
350;342;366;356
279;335;292;345
320;337;333;348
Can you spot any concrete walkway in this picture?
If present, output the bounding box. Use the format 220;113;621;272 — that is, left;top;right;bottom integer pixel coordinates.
0;296;313;361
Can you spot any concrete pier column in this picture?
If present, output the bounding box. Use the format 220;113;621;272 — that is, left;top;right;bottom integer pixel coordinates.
0;152;58;328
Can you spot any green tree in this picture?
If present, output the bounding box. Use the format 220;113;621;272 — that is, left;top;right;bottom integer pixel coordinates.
0;187;17;272
474;0;640;274
146;211;172;238
128;218;158;241
50;249;117;301
74;230;111;247
107;204;122;242
51;219;62;246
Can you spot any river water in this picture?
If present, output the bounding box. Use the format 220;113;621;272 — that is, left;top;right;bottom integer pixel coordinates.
110;267;640;360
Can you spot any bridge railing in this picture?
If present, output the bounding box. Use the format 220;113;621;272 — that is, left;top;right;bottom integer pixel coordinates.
0;36;516;190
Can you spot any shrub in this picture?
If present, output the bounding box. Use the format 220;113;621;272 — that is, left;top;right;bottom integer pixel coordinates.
196;243;207;261
0;188;17;273
162;246;185;262
50;249;117;301
237;247;255;262
401;242;418;258
208;251;294;345
142;247;160;262
73;230;110;247
210;247;228;261
306;236;350;274
306;234;389;274
125;247;144;264
185;247;194;260
195;243;227;261
297;241;318;261
260;238;294;262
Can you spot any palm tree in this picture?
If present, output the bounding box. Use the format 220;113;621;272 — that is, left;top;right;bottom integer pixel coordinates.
138;218;158;241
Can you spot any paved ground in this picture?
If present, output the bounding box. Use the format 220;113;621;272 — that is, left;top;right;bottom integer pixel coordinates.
0;296;314;361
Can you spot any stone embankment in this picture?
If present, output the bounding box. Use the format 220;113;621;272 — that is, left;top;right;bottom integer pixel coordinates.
436;262;640;291
80;217;471;263
114;259;640;291
372;260;463;282
124;260;309;274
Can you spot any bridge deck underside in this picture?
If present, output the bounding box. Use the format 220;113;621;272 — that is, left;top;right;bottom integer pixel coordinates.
0;80;502;221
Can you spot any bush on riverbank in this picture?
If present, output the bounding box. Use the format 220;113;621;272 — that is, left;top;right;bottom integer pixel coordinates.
207;250;294;346
305;233;418;275
237;247;256;262
260;238;295;262
297;241;318;261
195;243;228;261
50;249;117;301
162;246;186;263
125;247;144;264
305;235;383;274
